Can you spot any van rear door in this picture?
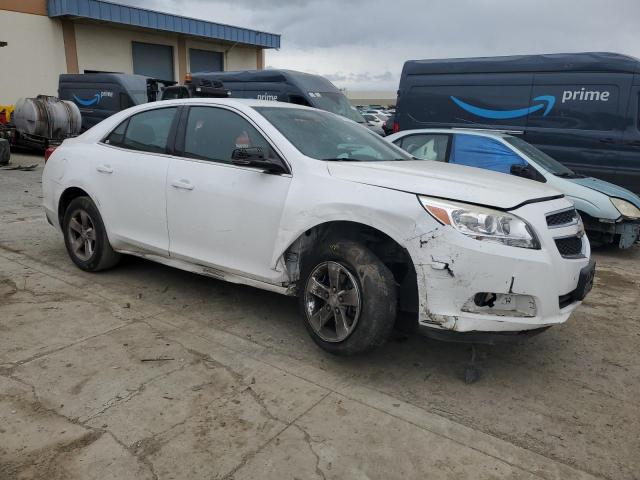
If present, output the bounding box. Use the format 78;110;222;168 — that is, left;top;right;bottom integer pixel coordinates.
524;72;632;187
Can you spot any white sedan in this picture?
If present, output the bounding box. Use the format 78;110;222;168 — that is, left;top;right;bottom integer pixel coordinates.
43;99;594;354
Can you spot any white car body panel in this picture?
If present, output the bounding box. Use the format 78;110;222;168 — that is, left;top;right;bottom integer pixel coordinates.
91;144;171;255
43;99;593;336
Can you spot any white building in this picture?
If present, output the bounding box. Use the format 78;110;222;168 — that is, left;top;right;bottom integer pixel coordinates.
0;0;281;104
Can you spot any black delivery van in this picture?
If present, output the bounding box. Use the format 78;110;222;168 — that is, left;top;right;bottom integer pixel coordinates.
396;52;640;193
59;73;172;131
164;69;374;130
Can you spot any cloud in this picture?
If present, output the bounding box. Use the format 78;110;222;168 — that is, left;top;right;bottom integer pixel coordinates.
119;0;640;91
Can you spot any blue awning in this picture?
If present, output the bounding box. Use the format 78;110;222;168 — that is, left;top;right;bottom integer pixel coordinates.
47;0;281;49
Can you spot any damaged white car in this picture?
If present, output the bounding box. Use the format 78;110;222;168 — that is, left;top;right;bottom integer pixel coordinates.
42;99;595;355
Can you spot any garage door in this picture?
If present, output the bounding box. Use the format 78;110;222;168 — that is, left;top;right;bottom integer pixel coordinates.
132;42;174;81
189;49;223;73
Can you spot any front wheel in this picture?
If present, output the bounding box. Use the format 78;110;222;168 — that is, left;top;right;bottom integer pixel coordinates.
299;239;397;355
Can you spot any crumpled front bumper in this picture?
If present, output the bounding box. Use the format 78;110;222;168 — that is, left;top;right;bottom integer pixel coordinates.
408;198;592;334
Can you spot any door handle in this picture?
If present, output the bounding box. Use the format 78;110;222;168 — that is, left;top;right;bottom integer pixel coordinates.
171;179;194;190
96;164;113;174
599;138;615;144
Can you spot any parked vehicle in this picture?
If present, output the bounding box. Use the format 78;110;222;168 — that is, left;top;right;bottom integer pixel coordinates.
43;98;594;354
396;52;640;194
0;95;81;151
363;113;385;129
160;69;385;134
383;114;395;136
386;129;640;248
364;109;390;119
59;73;174;131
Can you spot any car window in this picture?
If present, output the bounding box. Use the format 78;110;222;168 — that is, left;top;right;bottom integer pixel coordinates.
450;135;526;174
398;134;449;162
255;107;411;162
104;119;128;147
182;106;272;163
120;107;177;154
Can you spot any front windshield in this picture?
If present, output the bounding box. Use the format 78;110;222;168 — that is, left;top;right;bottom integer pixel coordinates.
505;136;576;176
309;92;366;123
255;107;411;162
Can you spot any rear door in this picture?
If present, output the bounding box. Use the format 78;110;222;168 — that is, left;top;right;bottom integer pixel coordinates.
524;72;633;185
92;106;178;254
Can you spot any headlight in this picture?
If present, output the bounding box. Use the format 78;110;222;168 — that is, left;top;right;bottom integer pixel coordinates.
418;196;540;249
611;197;640;219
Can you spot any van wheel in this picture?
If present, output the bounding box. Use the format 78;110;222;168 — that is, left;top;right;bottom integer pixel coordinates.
299;239;397;355
62;196;120;272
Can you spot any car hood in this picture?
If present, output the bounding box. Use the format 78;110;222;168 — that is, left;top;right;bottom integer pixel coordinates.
327;160;561;210
566;177;640;208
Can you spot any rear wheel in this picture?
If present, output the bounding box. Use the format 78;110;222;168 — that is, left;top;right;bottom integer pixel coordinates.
299;239;397;355
63;196;120;271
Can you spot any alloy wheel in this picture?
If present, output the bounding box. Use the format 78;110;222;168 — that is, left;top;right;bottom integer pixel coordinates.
68;209;96;261
304;261;362;342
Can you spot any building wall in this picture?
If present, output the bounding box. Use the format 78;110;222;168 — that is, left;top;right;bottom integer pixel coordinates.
74;23;181;78
0;10;67;104
0;3;266;104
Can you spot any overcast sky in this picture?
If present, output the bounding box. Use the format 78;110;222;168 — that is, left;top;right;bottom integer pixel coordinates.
123;0;640;91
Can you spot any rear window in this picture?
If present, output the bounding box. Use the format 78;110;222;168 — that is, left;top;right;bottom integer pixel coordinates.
104;107;177;153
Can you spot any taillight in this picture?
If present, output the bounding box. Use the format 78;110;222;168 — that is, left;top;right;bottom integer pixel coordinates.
44;146;57;163
392;121;400;134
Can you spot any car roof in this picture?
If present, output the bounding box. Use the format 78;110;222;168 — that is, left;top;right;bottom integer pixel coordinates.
392;128;512;139
151;97;309;110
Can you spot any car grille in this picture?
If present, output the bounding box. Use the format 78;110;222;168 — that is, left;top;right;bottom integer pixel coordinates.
546;208;578;227
555;236;583;258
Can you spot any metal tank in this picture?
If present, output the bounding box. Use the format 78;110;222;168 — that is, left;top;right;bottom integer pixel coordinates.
13;95;81;140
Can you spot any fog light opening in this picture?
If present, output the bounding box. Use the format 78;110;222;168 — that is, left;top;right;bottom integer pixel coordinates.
474;292;497;308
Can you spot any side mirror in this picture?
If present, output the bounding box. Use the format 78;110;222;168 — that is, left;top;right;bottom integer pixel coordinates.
510;163;536;180
231;147;287;174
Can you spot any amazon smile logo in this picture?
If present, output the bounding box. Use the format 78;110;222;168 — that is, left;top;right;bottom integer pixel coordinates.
450;95;555;120
73;93;102;107
72;91;113;107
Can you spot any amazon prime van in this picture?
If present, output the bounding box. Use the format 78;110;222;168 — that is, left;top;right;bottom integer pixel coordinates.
59;73;172;131
396;52;640;193
169;69;375;130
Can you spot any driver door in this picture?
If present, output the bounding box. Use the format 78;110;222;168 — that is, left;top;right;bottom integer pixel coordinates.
166;105;292;283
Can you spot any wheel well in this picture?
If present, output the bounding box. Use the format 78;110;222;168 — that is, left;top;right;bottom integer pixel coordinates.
58;187;90;226
285;221;418;315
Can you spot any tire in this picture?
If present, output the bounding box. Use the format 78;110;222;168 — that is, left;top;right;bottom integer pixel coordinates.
62;196;120;272
0;138;10;166
299;239;397;355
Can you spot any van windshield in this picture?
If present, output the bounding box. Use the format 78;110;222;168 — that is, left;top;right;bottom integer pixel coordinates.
505;136;576;177
310;92;366;123
255;107;411;162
